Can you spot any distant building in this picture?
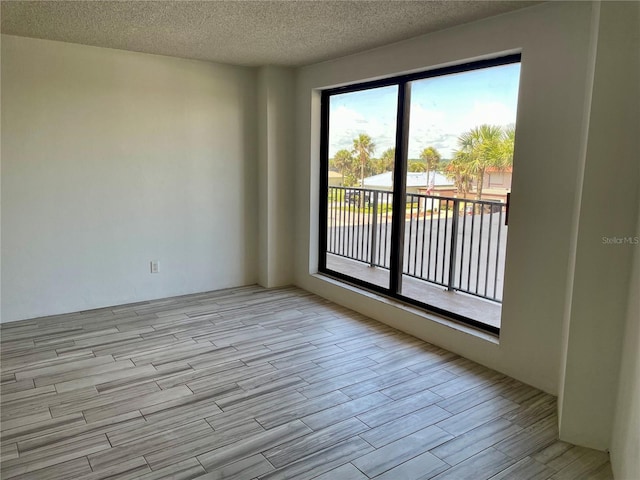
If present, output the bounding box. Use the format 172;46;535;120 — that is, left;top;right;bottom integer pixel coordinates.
362;171;455;195
328;170;343;186
479;166;512;202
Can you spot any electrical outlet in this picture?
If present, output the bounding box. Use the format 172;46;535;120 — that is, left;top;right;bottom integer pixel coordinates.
150;260;160;273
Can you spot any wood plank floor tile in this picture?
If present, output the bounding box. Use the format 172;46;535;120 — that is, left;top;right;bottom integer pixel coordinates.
489;456;555;480
258;437;375;480
0;411;52;432
199;453;274;480
206;390;307;431
49;382;160;418
340;367;419;399
81;457;151;480
155;359;245;390
134;458;205;480
1;412;86;446
254;390;350;430
88;420;212;471
380;368;458;400
107;337;196;360
1;434;110;479
147;419;266;471
353;424;452;477
435;379;506;414
373;451;449;480
494;413;559;460
311;463;368;480
96;363;192;393
359;404;452;449
430;447;516;480
83;385;192;423
298;367;379;399
1;384;56;403
435;396;520;436
197;420;311;471
0;379;35;395
300;391;391;430
585;462;615;480
430;417;522;466
32;359;136;388
298;357;377;384
0;285;612;480
216;376;308;411
501;392;557;428
356;389;443;428
17;410;144;454
54;364;158;393
532;440;576;469
550;448;611;480
264;417;369;468
1;442;19;461
13;355;115;381
1;457;92;480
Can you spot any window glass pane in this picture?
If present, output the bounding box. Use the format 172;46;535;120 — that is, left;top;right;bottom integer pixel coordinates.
325;85;398;289
401;63;520;329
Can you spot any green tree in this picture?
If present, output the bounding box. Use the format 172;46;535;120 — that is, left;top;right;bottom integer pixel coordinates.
330;149;355;186
377;147;395;173
407;160;427;172
445;152;473;199
352;134;376;196
419;146;441;189
453;124;511;201
499;125;516;166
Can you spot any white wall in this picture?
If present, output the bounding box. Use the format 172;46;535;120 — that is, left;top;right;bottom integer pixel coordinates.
294;1;594;396
558;0;640;450
1;35;258;322
610;214;640;480
257;66;295;288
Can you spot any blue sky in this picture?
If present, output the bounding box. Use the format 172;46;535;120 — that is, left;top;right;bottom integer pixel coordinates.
328;63;521;159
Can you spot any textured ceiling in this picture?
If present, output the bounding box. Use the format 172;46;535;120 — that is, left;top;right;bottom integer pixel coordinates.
1;1;539;67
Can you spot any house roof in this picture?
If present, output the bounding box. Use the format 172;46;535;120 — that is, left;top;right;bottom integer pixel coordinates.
363;171;453;188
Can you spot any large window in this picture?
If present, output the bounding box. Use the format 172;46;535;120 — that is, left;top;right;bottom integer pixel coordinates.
319;55;521;334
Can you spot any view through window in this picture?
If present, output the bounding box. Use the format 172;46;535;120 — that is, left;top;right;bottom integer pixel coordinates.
319;56;521;333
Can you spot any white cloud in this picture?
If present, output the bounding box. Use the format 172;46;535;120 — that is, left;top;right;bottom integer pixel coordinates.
459;101;516;131
329;101;516;160
407;104;450;158
329;106;396;157
409;104;446;128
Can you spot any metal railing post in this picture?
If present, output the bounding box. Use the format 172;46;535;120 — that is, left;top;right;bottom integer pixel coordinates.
370;191;379;267
447;198;459;291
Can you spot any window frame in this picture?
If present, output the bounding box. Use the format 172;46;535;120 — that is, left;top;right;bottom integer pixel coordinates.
318;53;521;335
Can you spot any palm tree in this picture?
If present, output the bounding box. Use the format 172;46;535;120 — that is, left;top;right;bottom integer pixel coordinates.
378;147;395;173
419;146;441;193
407;160;427;172
454;124;506;201
352;134;376;205
499;125;516;167
445;152;473;199
330;149;354;186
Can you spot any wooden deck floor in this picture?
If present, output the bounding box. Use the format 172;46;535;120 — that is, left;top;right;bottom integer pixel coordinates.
0;285;612;479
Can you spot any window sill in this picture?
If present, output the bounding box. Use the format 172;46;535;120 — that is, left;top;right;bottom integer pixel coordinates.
312;272;500;345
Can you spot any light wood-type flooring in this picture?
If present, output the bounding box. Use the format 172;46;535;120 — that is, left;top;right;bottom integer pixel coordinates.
0;285;613;479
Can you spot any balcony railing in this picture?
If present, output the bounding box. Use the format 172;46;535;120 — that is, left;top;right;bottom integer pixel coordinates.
327;186;508;303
